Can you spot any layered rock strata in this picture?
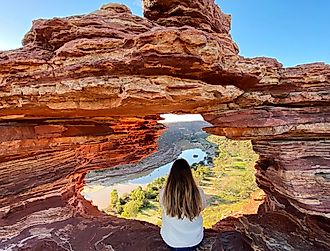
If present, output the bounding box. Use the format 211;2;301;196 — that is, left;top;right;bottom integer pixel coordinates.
0;0;329;250
203;60;330;250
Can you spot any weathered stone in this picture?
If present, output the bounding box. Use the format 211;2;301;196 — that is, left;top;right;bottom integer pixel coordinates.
0;0;329;250
143;0;231;34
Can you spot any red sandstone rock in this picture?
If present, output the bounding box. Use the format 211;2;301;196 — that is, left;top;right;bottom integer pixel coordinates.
143;0;231;34
0;0;329;250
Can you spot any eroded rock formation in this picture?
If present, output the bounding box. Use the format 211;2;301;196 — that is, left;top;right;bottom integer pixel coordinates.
0;0;329;250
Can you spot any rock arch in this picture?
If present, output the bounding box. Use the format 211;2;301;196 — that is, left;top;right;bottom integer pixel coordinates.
0;1;329;250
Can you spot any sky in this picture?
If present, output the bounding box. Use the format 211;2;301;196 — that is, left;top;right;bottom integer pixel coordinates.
0;0;329;67
160;114;204;123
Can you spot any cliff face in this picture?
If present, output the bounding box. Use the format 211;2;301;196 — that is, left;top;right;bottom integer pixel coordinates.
0;1;329;250
204;61;330;250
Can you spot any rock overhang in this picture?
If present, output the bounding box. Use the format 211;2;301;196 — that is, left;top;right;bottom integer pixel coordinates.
0;0;329;250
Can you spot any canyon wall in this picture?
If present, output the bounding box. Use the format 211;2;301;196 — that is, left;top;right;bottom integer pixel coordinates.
0;1;329;250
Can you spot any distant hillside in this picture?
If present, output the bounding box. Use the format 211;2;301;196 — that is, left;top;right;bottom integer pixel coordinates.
158;121;212;149
85;121;216;186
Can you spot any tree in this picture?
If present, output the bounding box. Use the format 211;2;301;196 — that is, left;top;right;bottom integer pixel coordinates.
121;200;140;217
130;186;146;207
116;201;124;214
145;189;157;200
119;193;130;205
110;189;119;209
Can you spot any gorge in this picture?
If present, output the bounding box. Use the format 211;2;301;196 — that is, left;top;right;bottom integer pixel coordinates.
0;0;329;250
81;120;261;228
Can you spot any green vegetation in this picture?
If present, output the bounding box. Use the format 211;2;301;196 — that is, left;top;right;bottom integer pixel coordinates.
192;164;211;186
110;189;119;208
105;177;166;222
201;136;261;227
105;136;263;228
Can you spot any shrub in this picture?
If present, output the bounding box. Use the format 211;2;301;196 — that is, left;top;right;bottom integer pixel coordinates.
130;186;146;206
116;201;124;214
121;200;140;217
110;189;119;208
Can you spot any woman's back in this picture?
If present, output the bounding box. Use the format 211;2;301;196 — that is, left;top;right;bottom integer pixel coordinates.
159;159;207;249
160;187;206;248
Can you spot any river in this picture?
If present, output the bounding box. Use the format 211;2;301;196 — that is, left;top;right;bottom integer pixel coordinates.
82;148;207;210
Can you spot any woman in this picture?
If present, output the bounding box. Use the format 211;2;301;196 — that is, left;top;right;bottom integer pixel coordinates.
160;158;207;251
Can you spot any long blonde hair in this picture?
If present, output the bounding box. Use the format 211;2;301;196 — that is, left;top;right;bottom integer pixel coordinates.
162;158;202;220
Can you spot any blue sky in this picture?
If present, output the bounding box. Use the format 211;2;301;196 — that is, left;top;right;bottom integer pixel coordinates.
0;0;329;67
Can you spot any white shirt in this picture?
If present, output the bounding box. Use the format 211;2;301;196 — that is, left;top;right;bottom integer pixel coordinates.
159;187;207;248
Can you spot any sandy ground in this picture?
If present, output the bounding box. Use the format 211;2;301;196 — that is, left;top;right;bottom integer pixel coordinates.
82;183;147;210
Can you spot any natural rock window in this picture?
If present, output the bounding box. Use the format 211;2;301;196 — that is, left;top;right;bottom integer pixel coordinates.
82;114;264;228
1;0;329;250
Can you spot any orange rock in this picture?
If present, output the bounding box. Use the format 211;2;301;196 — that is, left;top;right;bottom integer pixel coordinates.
0;0;329;250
